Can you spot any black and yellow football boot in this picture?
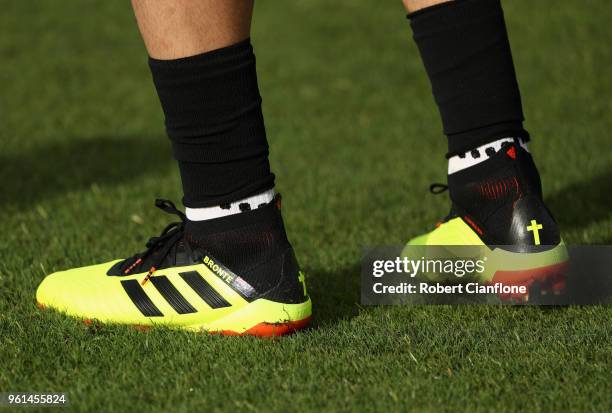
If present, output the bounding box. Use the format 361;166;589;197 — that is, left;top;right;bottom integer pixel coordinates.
404;140;568;301
36;195;311;336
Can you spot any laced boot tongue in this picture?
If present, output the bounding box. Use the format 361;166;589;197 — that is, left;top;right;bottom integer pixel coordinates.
109;199;190;279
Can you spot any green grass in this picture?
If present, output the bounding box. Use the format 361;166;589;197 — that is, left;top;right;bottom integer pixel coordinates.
1;0;611;411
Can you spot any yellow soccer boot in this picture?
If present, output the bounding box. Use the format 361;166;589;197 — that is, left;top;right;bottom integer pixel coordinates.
37;196;311;336
404;140;568;301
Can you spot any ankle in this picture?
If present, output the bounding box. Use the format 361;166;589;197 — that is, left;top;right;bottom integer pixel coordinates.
447;141;560;247
185;195;296;292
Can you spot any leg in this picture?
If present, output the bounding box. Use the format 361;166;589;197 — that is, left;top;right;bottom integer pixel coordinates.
403;0;567;300
131;0;253;59
36;1;311;335
133;0;273;208
402;0;452;14
404;0;528;157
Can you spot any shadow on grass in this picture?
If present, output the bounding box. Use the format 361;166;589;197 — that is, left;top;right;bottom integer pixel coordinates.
306;264;362;327
546;168;612;233
0;135;172;207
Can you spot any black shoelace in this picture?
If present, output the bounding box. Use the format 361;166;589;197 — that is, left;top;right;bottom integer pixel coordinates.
429;183;448;194
428;183;456;226
123;199;188;285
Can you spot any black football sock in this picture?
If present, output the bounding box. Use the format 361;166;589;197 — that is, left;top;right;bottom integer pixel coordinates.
148;38;274;208
409;0;528;157
145;40;301;287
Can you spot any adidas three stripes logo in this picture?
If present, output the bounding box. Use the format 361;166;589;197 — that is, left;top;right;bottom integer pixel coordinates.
121;271;231;317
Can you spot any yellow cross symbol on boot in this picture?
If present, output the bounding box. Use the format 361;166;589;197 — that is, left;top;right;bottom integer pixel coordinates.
526;219;543;245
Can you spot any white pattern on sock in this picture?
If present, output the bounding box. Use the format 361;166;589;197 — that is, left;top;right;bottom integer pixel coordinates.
448;137;528;175
186;189;275;221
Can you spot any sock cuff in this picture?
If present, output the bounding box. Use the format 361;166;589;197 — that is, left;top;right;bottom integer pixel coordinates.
186;189;275;220
445;124;530;158
148;38;253;69
185;194;282;236
448;137;528;174
408;0;502;26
